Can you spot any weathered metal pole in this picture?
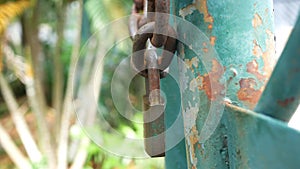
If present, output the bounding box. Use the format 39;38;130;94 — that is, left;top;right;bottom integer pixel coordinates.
165;0;276;168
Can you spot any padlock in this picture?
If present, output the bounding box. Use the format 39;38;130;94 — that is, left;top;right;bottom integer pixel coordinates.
143;49;165;157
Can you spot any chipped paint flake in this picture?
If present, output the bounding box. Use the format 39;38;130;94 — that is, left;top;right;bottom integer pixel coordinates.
210;36;216;46
189;76;202;93
252;40;263;57
189;78;198;92
201;59;225;100
195;0;214;23
179;0;214;24
179;4;196;19
252;13;263;28
237;78;262;109
185;57;199;69
247;60;265;80
262;29;276;77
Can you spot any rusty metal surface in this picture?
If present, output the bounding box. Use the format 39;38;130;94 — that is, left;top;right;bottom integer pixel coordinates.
143;48;165;157
151;0;170;47
168;0;276;168
131;22;177;76
255;13;300;122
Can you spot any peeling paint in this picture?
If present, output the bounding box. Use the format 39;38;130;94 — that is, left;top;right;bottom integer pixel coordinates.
252;13;263;28
183;102;199;133
179;0;214;24
262;29;276;77
252;29;275;78
183;102;200;168
210;36;216;46
179;4;196;19
179;58;189;91
185;57;199;69
247;60;265;80
189;78;198;92
237;78;262;108
195;0;214;24
190;76;203;92
200;59;225;101
252;40;263;57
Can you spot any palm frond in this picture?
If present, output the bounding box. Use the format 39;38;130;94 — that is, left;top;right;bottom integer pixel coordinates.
0;0;31;34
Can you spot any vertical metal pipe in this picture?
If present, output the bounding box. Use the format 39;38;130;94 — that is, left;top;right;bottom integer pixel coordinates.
168;0;275;168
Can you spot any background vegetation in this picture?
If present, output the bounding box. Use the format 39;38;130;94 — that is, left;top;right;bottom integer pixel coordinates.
0;0;164;168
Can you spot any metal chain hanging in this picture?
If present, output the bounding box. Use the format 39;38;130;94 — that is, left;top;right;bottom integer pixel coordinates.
129;0;177;78
129;0;177;157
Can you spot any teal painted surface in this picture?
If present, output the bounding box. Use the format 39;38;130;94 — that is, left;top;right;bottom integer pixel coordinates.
255;13;300;122
162;58;188;169
164;1;188;169
225;103;300;169
168;0;276;169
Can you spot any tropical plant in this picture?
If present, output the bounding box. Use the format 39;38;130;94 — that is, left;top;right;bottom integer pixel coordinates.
0;0;165;168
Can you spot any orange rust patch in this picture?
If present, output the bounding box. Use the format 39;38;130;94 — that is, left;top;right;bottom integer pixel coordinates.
277;97;295;107
201;59;225;101
188;126;199;168
252;30;275;80
246;60;265;80
185;57;199;69
252;40;263;57
203;47;208;53
195;0;214;23
252;13;263;28
210;36;216;46
237;78;262;108
191;126;199;144
208;24;213;30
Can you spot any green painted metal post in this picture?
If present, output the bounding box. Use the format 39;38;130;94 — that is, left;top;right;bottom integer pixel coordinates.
166;0;299;169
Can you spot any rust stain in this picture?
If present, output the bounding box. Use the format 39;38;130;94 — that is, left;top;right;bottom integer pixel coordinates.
246;60;265;80
185;57;199;69
208;24;213;30
237;78;262;108
203;47;208;53
210;36;216;46
252;29;275;79
179;0;214;24
188;125;199;168
252;13;263;28
195;0;214;23
277;97;295;107
200;59;225;101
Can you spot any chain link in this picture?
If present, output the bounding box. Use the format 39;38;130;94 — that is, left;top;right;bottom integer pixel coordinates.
129;0;177;78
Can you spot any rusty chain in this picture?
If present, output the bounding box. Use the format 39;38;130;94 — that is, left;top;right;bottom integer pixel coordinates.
129;0;176;157
129;0;177;78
